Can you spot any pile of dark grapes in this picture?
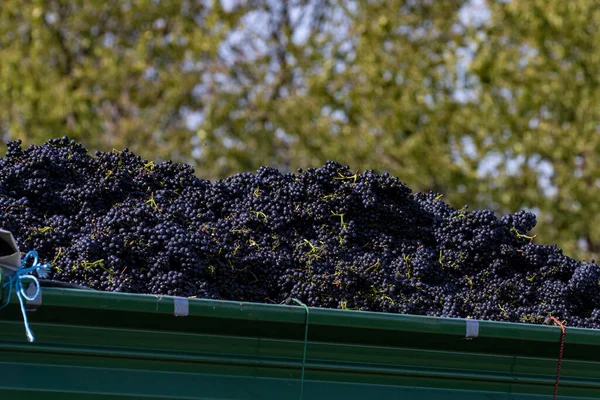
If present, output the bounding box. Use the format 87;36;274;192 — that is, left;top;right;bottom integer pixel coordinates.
1;137;600;329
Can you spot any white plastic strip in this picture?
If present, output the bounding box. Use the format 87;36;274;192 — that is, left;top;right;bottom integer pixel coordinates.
173;296;189;317
25;284;42;310
465;319;479;339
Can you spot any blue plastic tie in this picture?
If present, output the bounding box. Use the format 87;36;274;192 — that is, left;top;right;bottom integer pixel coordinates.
292;298;309;400
0;250;50;342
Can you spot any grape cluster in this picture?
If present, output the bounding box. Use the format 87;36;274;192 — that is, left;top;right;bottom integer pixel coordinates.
1;137;599;329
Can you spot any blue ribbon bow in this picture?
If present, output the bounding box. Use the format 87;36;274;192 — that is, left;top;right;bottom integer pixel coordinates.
0;250;50;342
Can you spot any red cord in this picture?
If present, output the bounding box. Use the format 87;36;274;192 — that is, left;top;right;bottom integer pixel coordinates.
547;316;566;400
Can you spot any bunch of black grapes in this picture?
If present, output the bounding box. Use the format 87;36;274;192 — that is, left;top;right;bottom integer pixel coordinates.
1;137;599;329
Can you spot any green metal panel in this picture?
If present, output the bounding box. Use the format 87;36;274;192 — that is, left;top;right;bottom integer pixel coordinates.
0;287;599;399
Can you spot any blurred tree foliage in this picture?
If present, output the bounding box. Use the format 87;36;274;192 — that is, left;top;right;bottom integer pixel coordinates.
462;0;600;259
0;0;249;163
1;0;600;260
200;0;471;192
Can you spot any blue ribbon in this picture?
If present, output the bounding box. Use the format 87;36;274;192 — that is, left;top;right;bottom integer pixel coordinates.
0;250;50;342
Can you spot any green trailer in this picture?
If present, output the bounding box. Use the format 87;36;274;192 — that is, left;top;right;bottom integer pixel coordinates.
1;271;600;400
